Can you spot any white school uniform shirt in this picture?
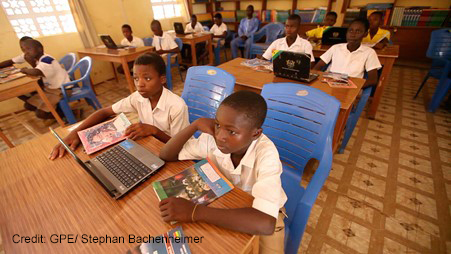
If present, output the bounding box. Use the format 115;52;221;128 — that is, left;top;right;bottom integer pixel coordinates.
320;43;382;78
262;35;315;61
120;36;144;47
210;23;227;36
152;32;178;51
111;87;189;137
178;133;287;219
184;22;204;33
35;54;70;89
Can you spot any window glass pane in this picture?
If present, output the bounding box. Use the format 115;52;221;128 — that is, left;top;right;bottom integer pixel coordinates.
152;5;164;19
163;4;174;18
174;4;181;17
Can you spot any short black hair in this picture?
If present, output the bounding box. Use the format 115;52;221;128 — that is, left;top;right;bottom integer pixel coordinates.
151;20;161;27
23;39;43;51
220;91;267;128
214;13;222;19
191;14;197;19
19;36;32;42
326;11;338;19
370;11;384;19
134;53;166;76
288;14;301;24
350;17;370;31
122;24;132;31
247;5;254;11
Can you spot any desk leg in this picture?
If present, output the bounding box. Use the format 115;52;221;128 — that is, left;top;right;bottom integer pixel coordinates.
208;37;214;66
0;129;14;148
241;235;259;254
35;84;65;127
333;108;351;153
121;58;135;93
111;62;119;83
368;58;395;119
191;42;197;66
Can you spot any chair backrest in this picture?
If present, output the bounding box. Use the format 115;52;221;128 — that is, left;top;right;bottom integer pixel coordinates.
175;37;183;50
143;37;153;46
59;53;76;72
264;22;285;43
426;29;451;60
203;26;210;32
70;56;93;89
260;83;340;254
181;66;235;123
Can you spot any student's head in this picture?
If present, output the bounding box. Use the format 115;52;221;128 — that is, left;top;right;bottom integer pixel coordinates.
122;24;133;40
214;91;267;155
22;39;43;60
19;36;32;52
246;5;254;19
347;18;369;44
151;20;163;37
324;12;337;26
133;53;166;98
368;11;383;30
285;14;301;38
214;13;223;26
191;14;197;24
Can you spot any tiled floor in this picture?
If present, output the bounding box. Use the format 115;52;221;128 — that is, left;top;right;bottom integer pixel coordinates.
0;55;450;253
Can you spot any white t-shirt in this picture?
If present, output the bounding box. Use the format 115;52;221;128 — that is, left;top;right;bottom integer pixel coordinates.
112;88;189;137
152;32;178;51
320;43;382;78
12;53;26;64
263;35;315;62
210;23;227;36
179;133;287;219
184;22;204;33
35;54;70;89
120;36;144;47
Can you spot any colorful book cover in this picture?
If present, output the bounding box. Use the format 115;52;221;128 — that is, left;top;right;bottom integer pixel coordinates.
125;227;192;254
0;66;26;83
322;72;357;89
152;159;234;205
77;113;131;154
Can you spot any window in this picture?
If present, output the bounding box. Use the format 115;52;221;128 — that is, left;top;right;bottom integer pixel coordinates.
150;0;181;20
1;0;77;38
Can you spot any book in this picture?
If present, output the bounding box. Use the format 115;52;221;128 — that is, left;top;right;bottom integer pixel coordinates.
152;159;234;205
322;72;357;89
125;227;192;254
77;113;131;154
0;66;26;83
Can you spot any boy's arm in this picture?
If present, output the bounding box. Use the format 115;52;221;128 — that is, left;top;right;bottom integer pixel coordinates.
363;69;378;88
125;123;171;143
20;67;44;77
213;31;227;39
157;47;180;55
313;59;327;71
373;38;389;50
0;59;14;68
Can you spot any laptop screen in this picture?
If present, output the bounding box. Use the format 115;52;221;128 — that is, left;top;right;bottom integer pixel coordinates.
49;127;91;171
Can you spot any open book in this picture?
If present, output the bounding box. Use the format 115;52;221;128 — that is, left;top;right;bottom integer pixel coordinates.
322;72;357;88
125;227;192;254
77;113;131;154
0;66;26;84
152;159;234;205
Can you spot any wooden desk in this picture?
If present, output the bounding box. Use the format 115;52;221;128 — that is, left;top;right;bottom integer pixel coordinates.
0;129;257;253
0;76;65;147
78;47;155;93
312;44;399;119
177;33;214;66
218;58;366;152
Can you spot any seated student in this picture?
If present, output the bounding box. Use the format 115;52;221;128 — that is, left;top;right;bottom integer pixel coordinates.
363;11;390;49
184;14;204;34
151;20;180;64
262;14;315;67
19;39;70;120
159;91;287;253
313;18;381;88
49;53;190;160
199;13;227;64
304;11;337;43
231;5;260;59
0;36;35;68
118;24;144;74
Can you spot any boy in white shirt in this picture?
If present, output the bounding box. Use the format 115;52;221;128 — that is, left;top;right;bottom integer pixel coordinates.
159;90;287;253
118;24;144;75
0;36;35;68
151;20;180;64
262;14;314;67
314;18;381;87
50;53;190;159
184;14;204;34
19;39;70;120
199;13;228;64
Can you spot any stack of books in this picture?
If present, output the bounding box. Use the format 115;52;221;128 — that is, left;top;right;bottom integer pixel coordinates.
293;7;327;23
261;10;290;23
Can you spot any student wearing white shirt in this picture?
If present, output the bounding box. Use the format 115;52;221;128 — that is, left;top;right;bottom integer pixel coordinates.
184;15;205;34
262;14;314;67
314;18;381;88
160;91;287;253
118;24;145;74
0;36;35;68
199;13;228;64
50;53;190;160
151;20;180;65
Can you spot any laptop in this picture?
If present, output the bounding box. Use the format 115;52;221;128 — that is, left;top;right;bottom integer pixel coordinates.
99;35;127;49
50;127;165;199
273;51;319;83
174;22;186;35
321;27;347;45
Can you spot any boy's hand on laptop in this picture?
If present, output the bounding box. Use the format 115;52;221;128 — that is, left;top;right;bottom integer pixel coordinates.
159;197;196;223
125;123;157;140
194;118;215;135
49;132;80;160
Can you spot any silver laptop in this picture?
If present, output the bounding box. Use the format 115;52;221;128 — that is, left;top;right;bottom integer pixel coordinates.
50;127;164;199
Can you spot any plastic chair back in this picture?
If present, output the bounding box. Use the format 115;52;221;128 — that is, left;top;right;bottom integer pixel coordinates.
59;53;76;72
203;26;210;32
260;83;340;254
143;37;153;46
426;29;451;60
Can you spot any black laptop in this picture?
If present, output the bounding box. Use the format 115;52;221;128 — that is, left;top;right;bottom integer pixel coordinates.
321;27;347;45
273;51;318;83
50;127;165;199
99;35;127;49
174;22;185;35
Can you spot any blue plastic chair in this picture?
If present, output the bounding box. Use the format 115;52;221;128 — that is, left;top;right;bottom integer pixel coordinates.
214;30;234;66
248;23;285;58
59;56;101;124
414;29;451;99
166;37;184;90
260;83;340;254
181;66;235;137
203;26;210;32
428;59;451;112
59;53;76;72
143;37;153;46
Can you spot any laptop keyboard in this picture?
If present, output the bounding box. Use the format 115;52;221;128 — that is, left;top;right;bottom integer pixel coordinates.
96;146;152;188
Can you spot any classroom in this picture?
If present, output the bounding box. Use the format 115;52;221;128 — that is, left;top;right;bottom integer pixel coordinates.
0;0;450;253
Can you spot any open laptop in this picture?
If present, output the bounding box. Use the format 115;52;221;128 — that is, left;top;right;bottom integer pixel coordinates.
273;51;319;83
321;27;347;45
174;22;186;35
50;127;165;199
99;35;127;49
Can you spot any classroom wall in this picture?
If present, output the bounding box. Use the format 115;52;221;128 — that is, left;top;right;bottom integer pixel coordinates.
266;0;292;10
298;0;329;9
351;0;450;8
